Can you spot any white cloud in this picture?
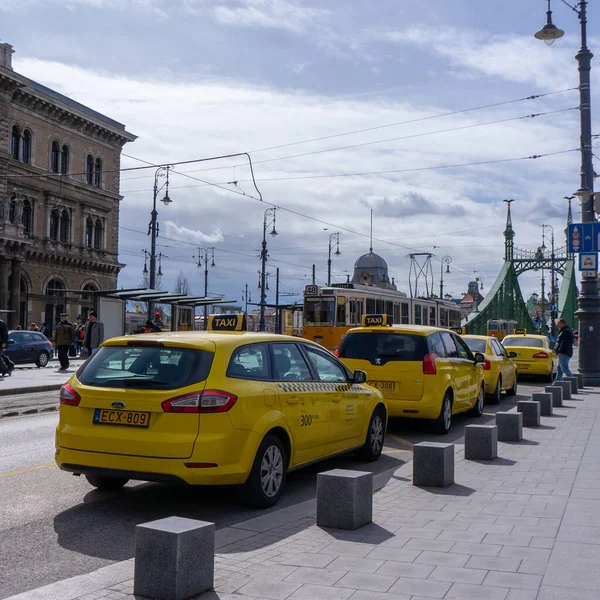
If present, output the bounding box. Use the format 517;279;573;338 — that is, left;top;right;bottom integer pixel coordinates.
164;222;225;245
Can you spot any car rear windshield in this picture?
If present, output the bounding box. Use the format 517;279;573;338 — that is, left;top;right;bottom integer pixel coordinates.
503;338;544;348
464;338;487;353
76;345;214;389
338;332;428;365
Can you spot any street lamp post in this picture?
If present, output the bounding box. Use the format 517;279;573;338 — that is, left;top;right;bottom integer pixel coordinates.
148;165;172;317
535;0;600;384
542;224;557;336
327;232;340;286
259;208;278;332
439;255;452;299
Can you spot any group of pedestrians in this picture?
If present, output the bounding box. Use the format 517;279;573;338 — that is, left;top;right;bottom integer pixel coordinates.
53;312;104;371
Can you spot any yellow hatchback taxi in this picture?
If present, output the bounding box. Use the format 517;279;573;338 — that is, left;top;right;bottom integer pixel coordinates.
502;332;558;381
55;315;387;507
462;335;518;404
336;316;485;434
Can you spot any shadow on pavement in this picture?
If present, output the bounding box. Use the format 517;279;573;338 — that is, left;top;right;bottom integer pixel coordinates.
419;483;476;496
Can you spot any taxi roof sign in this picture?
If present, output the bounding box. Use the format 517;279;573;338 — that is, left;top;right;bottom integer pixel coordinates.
361;314;390;327
450;327;465;334
514;328;527;335
208;313;247;332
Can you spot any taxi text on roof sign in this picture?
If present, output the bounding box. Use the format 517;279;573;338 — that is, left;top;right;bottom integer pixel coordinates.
514;328;527;335
361;314;389;327
450;327;465;334
208;313;247;331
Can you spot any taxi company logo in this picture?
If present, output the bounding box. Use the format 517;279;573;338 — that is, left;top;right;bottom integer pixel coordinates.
365;316;385;326
215;317;236;328
111;402;126;409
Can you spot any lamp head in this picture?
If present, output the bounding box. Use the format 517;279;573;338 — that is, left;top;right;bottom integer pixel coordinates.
534;2;564;45
161;191;173;206
270;226;278;237
335;249;341;256
446;264;450;274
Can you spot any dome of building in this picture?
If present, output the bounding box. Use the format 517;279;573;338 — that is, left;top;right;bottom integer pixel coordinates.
351;250;396;289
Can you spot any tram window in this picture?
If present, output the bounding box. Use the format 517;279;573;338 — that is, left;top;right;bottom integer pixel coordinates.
376;299;385;313
336;297;346;325
414;304;422;325
402;303;409;324
304;298;336;326
366;298;376;314
429;308;436;326
393;303;401;324
440;309;448;327
385;301;394;321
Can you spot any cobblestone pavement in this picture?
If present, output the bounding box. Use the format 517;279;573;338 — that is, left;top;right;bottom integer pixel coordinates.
7;386;600;600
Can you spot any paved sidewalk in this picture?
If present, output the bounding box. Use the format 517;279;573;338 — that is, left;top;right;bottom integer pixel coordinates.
7;386;600;600
0;360;84;399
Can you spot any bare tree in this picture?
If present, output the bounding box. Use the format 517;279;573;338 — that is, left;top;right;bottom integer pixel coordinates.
174;271;192;295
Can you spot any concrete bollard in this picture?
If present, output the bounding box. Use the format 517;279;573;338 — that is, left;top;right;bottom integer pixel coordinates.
565;376;579;394
134;516;215;600
577;373;585;388
545;386;563;407
413;442;454;488
554;380;572;400
496;411;523;442
316;469;373;530
517;401;541;427
464;424;498;460
532;392;553;416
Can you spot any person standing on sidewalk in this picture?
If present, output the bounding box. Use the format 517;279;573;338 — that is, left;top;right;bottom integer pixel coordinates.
0;316;15;376
83;311;104;356
555;318;574;381
53;313;75;371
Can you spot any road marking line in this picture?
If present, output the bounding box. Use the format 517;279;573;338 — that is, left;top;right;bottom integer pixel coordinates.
0;462;56;479
386;434;414;448
483;412;495;416
383;448;412;455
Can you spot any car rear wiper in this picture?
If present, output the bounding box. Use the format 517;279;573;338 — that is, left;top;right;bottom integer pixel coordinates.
121;379;170;387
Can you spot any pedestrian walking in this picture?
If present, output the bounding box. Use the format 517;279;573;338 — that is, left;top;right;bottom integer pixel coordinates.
41;323;50;338
555;318;574;381
573;330;579;347
136;319;161;334
83;311;104;357
29;322;39;332
0;316;15;377
153;311;163;329
53;313;75;371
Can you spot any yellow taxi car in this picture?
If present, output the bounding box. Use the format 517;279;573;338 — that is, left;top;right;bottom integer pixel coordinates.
336;316;485;434
502;333;558;381
462;335;518;404
55;315;387;508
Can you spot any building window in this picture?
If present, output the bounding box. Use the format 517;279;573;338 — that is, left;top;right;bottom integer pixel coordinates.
61;145;69;175
95;158;102;188
51;141;60;173
93;218;103;249
46;278;65;296
82;283;98;301
86;155;94;184
22;130;31;164
85;216;94;247
59;209;70;243
49;209;59;240
11;125;20;160
22;200;32;235
9;198;16;223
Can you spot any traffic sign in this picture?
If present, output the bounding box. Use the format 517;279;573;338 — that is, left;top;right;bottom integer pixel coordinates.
579;252;598;272
550;304;556;312
582;270;598;278
568;223;600;253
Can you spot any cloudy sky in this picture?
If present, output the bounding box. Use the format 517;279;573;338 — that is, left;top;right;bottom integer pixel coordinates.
3;0;599;308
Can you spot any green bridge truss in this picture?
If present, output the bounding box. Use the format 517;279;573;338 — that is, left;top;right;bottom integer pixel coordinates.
464;200;579;335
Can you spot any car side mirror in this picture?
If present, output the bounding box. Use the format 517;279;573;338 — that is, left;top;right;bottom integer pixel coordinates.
509;351;517;358
7;339;15;345
474;352;485;364
352;369;367;384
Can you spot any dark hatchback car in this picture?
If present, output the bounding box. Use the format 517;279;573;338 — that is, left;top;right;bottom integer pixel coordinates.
5;330;54;367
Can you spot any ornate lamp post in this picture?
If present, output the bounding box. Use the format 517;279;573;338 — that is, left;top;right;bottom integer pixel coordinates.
535;0;600;384
259;208;278;332
439;255;452;299
147;166;172;316
327;232;340;286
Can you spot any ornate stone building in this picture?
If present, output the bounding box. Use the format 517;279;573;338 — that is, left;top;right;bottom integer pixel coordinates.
0;43;136;329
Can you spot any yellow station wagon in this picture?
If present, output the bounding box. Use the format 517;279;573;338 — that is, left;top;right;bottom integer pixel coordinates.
336;316;485;434
55;318;386;507
502;333;558;381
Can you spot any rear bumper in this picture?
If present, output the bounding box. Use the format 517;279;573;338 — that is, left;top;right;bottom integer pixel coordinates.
60;463;185;484
514;361;552;376
384;394;441;419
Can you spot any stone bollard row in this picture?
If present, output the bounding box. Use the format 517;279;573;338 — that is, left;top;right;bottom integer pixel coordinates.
464;425;497;460
545;386;563;407
553;380;572;400
532;393;553;416
496;411;523;441
413;442;454;488
577;373;585;389
517;400;541;427
565;376;579;394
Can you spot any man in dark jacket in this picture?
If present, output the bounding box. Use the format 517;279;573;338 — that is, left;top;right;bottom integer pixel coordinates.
53;313;75;371
555;318;574;381
0;317;15;376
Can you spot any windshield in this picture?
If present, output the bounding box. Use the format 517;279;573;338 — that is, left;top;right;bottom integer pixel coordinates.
464;338;487;353
503;337;544;348
338;332;428;365
76;345;214;389
304;297;336;326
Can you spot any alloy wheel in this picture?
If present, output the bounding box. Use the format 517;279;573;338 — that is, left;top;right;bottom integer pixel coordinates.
370;415;384;455
260;445;284;498
443;398;452;431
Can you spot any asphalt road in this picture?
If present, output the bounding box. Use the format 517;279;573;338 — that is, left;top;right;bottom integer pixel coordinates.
0;378;548;599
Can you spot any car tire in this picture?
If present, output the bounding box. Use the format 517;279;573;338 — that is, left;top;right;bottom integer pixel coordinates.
506;375;518;397
36;351;49;368
469;386;485;418
356;407;386;462
85;475;129;490
434;393;452;435
488;376;502;405
238;434;287;508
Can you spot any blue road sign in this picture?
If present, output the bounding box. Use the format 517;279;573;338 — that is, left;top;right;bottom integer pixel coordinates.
550;304;557;312
579;252;598;272
568;223;600;253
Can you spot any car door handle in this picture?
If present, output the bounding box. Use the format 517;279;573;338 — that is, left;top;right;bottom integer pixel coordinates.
286;397;300;405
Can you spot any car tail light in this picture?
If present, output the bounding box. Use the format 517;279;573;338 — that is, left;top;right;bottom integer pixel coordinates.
334;349;340;357
482;360;491;370
49;342;53;348
162;390;237;413
60;383;81;406
533;352;548;359
423;353;437;375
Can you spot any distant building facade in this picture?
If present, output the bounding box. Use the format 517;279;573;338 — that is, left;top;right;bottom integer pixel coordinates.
0;43;136;329
459;281;485;319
